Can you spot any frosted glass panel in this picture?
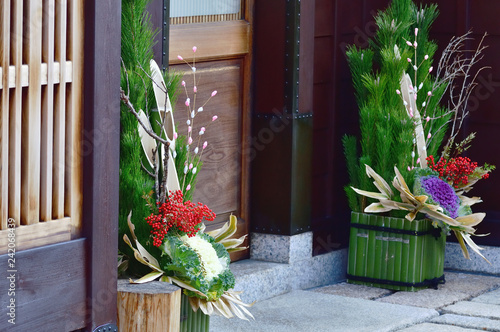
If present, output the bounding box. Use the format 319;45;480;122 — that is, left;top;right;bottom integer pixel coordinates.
170;0;241;18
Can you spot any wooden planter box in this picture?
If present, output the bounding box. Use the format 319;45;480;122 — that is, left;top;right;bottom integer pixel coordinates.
347;212;446;291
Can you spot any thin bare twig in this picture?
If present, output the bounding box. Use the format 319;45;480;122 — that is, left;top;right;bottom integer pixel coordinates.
427;31;489;159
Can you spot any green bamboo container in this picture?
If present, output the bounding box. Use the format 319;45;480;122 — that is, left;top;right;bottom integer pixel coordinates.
180;293;210;332
347;212;446;291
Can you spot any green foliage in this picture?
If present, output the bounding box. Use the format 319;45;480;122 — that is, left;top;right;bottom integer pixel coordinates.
119;0;182;274
343;0;452;213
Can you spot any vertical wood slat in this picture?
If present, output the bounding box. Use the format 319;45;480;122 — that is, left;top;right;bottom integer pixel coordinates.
53;0;67;219
66;0;84;236
0;2;11;229
9;0;23;226
21;0;42;225
41;0;55;221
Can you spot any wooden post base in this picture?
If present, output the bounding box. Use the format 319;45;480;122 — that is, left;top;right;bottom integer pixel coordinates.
117;279;182;332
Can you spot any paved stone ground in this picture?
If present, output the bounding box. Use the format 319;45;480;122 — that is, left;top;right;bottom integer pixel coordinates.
211;271;500;331
313;271;500;331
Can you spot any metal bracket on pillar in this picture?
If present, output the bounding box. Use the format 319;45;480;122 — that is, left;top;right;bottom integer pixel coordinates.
93;323;118;332
162;0;170;70
284;0;301;115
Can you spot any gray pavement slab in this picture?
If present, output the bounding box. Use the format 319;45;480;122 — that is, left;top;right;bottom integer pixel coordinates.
431;314;500;332
397;322;483;331
471;288;500;305
442;301;500;320
443;272;500;296
375;287;471;309
209;290;438;332
375;272;500;309
313;282;394;300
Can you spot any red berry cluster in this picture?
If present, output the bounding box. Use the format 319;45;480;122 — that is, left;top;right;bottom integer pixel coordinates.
426;155;478;188
146;190;216;247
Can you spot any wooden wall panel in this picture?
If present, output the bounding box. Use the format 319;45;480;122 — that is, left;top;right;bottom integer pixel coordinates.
170;60;242;225
0;239;87;330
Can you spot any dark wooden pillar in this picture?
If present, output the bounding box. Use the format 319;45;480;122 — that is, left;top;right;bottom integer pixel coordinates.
82;0;121;330
251;0;315;236
147;0;170;69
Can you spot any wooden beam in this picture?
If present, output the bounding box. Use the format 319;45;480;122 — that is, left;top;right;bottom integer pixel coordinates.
66;0;84;237
53;0;68;219
240;0;254;238
169;20;250;64
9;0;22;225
0;1;11;229
82;0;121;329
0;62;73;89
40;0;56;221
0;218;72;254
21;0;43;225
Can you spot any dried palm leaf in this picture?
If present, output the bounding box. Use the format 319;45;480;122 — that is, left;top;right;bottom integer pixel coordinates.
352;164;490;263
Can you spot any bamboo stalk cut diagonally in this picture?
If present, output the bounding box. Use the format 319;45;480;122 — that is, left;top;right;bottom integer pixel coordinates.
400;73;427;168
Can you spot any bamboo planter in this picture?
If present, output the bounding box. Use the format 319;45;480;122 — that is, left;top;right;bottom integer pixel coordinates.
180;293;210;332
347;212;446;291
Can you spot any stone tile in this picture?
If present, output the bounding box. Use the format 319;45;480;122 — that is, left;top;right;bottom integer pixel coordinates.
432;314;500;332
471;288;500;305
375;271;500;309
397;323;483;332
210;290;438;332
312;282;394;300
376;288;470;309
443;271;500;297
442;301;500;320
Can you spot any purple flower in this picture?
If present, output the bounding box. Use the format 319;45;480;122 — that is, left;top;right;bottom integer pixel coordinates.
419;176;460;218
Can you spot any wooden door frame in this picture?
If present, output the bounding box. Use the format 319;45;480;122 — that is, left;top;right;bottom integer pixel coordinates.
81;0;121;330
0;1;121;330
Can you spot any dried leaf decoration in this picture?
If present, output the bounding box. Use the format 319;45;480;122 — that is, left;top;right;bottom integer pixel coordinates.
352;164;490;263
123;213;254;320
207;214;248;253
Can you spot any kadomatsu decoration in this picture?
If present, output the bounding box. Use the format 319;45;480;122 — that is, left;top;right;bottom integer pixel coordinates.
343;0;494;290
120;46;253;320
